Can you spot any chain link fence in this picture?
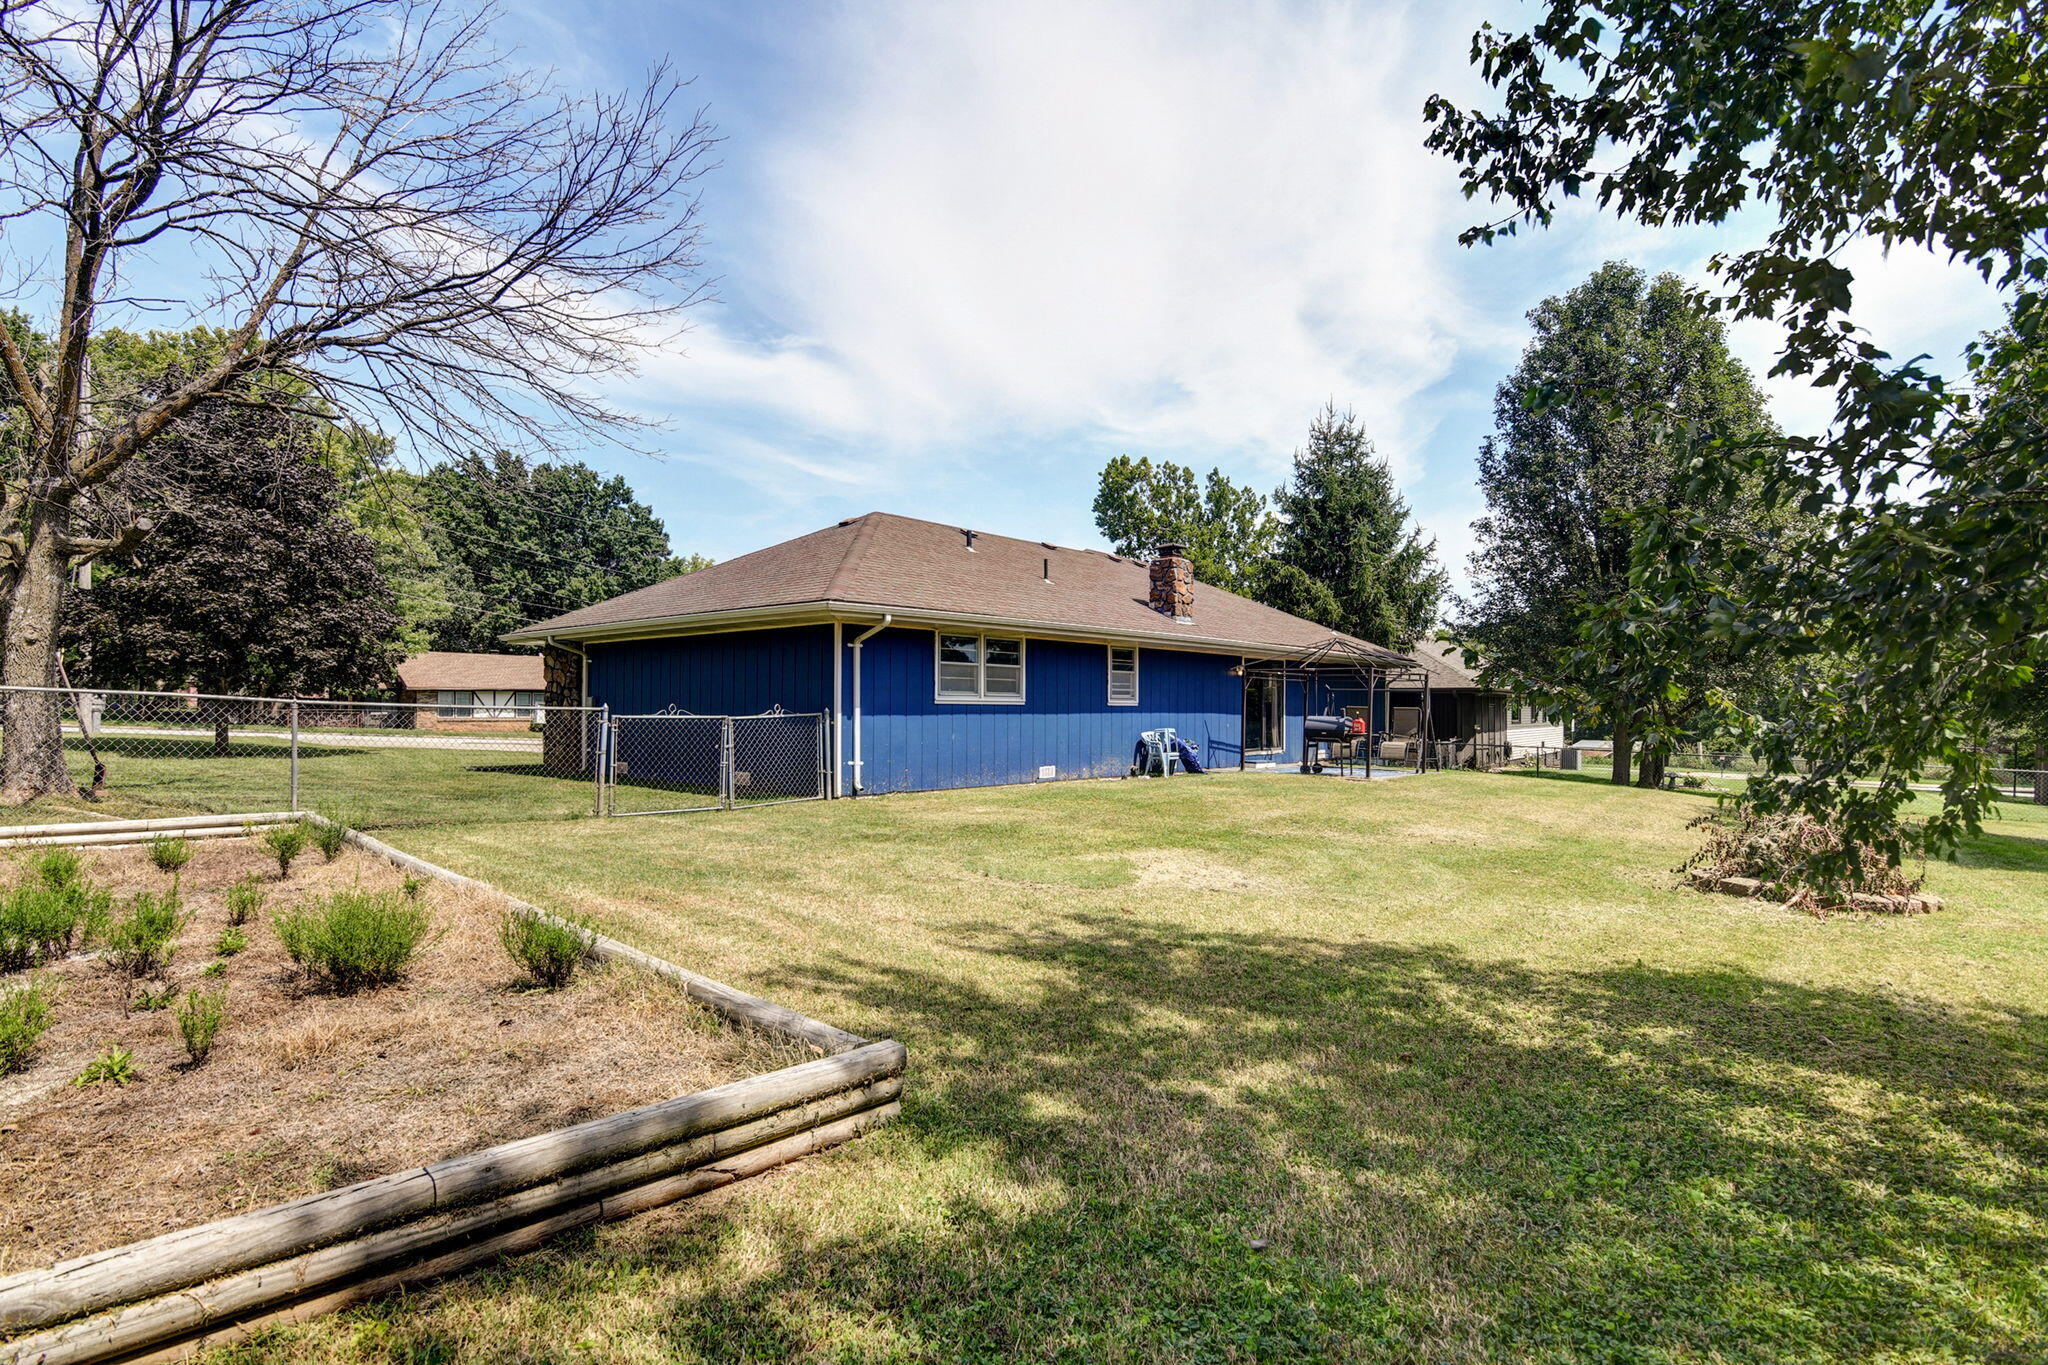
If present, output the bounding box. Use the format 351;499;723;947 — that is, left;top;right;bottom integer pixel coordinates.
0;686;830;828
0;684;605;828
605;711;828;817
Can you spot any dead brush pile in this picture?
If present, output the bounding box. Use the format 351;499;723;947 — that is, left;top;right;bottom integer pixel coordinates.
1681;806;1937;917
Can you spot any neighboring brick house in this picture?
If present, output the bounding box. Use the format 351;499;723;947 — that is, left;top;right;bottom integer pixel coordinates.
394;651;546;730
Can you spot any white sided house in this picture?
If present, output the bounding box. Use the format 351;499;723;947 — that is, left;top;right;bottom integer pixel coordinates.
394;651;546;730
1401;640;1567;760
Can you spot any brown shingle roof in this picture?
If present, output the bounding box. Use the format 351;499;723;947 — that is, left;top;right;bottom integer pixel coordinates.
506;512;1406;660
1403;640;1498;691
396;651;544;692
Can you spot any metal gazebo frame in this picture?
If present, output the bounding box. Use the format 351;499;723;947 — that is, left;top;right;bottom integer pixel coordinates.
1236;638;1440;775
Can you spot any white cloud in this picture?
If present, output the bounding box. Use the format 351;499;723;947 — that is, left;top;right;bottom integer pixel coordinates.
1717;239;2004;437
625;0;1496;490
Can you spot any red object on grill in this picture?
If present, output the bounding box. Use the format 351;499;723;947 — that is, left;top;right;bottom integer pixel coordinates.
1347;716;1368;735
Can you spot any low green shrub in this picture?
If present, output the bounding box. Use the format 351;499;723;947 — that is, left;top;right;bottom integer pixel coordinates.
0;875;111;970
0;979;54;1075
399;874;427;900
274;890;430;992
104;891;188;976
31;847;84;890
131;981;177;1011
264;822;310;878
215;925;248;956
147;835;193;876
500;910;592;989
175;987;226;1064
200;959;226;978
73;1045;137;1087
311;820;348;862
224;875;266;926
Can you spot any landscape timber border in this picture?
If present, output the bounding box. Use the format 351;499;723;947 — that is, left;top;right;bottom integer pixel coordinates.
0;815;903;1365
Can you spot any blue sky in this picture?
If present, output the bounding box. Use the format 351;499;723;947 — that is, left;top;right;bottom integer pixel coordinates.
55;0;2014;600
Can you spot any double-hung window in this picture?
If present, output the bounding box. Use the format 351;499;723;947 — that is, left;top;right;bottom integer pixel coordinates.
936;632;1025;702
1107;646;1138;705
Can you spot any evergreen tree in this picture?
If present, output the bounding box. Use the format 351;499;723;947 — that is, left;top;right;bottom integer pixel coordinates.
1092;457;1277;594
1265;405;1445;650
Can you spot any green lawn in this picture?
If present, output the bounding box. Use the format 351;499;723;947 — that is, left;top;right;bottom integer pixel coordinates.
0;735;604;828
213;771;2046;1363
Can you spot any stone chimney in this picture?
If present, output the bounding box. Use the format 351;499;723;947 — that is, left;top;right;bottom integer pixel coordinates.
1148;543;1194;621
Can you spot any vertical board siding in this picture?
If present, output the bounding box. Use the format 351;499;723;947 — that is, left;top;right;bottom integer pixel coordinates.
847;629;1248;794
588;628;832;794
589;627;832;716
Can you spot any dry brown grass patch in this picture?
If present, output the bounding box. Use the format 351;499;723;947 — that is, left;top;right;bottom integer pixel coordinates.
0;840;801;1271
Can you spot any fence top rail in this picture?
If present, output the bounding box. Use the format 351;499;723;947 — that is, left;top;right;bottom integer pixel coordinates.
0;683;598;714
611;711;826;722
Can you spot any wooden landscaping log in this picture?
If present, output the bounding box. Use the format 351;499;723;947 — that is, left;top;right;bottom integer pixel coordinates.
0;825;282;850
0;1042;905;1336
0;812;299;844
1;1090;901;1365
341;827;869;1056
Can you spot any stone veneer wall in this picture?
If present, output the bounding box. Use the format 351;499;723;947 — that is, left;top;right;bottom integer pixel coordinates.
541;644;589;775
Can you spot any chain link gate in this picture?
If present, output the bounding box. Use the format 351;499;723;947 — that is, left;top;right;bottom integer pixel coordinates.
603;710;828;816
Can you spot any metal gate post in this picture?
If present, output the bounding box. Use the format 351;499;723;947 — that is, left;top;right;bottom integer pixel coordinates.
595;705;610;816
817;714;829;799
721;717;736;809
289;701;300;812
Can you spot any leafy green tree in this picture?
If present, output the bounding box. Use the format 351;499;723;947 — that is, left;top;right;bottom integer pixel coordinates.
419;452;680;652
61;385;403;722
1460;263;1780;786
1426;0;2048;881
1092;457;1277;594
1266;405;1446;650
320;432;462;655
664;552;716;579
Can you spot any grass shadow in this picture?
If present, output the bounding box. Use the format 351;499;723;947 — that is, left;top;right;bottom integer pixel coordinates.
272;915;2048;1363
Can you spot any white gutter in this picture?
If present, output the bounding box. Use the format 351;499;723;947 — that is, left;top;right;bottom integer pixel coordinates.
847;615;892;795
507;602;1404;664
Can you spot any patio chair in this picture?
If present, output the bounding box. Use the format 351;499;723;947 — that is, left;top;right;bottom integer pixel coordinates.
1136;728;1183;778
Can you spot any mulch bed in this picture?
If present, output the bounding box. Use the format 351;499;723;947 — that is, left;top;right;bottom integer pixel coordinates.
0;838;801;1273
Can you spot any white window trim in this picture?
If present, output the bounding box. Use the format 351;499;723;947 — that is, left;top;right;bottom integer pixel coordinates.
1107;645;1139;706
933;630;1028;705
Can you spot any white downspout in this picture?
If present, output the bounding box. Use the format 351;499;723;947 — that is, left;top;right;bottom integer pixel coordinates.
848;614;892;795
830;622;844;797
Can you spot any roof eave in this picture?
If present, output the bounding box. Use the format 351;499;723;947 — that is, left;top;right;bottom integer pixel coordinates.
504;601;1376;660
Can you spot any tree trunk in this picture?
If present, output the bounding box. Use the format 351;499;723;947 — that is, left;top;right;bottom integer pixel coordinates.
0;519;82;804
1609;715;1634;786
1636;747;1667;789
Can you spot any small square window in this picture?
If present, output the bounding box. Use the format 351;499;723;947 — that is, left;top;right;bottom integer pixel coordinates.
1107;647;1138;704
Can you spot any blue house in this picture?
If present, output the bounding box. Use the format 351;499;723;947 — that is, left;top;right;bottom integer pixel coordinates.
504;512;1408;796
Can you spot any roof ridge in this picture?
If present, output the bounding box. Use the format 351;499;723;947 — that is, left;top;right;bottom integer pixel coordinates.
822;511;885;601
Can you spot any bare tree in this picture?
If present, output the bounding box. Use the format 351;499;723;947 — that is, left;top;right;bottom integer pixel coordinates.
0;0;714;801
